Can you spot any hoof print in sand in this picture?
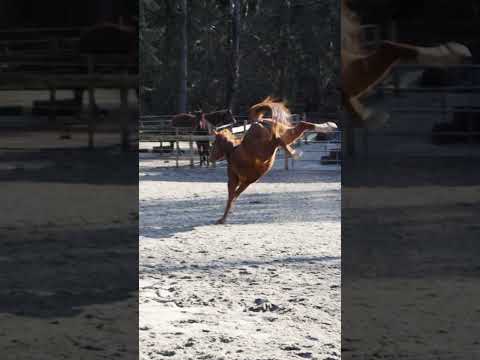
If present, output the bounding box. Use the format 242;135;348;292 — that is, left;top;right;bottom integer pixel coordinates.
248;298;282;312
158;350;176;357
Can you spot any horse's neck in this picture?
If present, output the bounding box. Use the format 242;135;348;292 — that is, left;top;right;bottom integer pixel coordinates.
204;111;223;126
220;139;236;158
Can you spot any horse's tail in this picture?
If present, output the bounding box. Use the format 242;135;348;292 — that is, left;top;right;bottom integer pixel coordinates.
248;97;291;125
248;97;292;141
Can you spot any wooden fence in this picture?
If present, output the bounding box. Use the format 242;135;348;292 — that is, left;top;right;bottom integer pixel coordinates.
139;114;341;170
0;27;138;149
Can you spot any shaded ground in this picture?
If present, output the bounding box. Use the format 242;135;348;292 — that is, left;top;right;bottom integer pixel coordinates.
342;157;480;359
0;141;138;359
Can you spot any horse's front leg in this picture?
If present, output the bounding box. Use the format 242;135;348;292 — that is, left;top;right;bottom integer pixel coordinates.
216;174;239;225
198;144;205;166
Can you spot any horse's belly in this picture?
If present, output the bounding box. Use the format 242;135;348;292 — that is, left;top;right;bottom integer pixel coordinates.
230;148;277;183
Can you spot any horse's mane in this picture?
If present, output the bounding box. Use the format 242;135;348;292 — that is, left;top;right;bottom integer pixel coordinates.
215;128;239;144
248;97;292;126
213;129;241;158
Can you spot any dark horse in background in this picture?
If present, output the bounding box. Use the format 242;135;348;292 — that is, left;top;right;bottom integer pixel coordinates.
171;109;236;166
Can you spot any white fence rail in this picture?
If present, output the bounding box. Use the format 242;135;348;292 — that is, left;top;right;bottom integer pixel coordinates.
139;114;341;170
355;64;480;157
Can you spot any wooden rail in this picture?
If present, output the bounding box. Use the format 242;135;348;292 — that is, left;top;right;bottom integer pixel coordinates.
0;73;138;90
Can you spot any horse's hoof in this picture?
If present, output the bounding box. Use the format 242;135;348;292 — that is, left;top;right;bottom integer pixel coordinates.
314;122;337;132
292;150;303;160
215;219;225;225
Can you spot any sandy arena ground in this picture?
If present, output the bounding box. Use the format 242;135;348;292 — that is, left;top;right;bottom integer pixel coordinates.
139;149;341;360
0;143;138;360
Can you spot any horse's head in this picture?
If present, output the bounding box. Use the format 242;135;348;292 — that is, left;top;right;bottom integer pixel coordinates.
224;109;236;124
204;109;236;127
209;130;236;162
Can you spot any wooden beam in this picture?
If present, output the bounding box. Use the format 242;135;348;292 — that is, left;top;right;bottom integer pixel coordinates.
0;73;138;90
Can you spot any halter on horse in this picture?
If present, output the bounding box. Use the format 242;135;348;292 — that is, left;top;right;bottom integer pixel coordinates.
170;109;236;166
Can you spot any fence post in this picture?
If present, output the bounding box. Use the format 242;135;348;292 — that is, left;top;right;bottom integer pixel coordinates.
341;110;354;159
87;55;96;149
48;85;57;132
336;133;341;167
189;134;194;168
120;83;129;151
284;149;289;170
175;129;180;168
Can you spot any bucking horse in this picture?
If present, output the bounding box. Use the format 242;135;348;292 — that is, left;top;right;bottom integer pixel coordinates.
209;98;337;224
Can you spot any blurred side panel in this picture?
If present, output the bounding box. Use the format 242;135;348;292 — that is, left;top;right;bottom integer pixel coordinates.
342;0;480;358
0;1;139;359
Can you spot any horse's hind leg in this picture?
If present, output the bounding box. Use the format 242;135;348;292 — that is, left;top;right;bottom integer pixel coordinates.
280;121;334;147
273;122;321;159
274;137;299;159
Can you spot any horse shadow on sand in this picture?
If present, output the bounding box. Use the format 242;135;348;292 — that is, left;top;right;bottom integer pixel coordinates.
140;188;340;240
139;163;341;185
142;254;341;276
1;146;138;185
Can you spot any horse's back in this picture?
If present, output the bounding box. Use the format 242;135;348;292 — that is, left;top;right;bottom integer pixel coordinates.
238;122;277;161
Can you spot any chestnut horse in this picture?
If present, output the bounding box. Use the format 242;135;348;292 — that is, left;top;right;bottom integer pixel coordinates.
209;99;337;224
341;0;472;128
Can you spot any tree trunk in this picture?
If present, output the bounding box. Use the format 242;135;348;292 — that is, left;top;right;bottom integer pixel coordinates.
178;0;188;113
280;0;292;101
226;0;240;112
201;0;212;111
164;0;174;112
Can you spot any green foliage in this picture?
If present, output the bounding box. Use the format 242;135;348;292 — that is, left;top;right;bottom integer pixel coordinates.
141;0;339;115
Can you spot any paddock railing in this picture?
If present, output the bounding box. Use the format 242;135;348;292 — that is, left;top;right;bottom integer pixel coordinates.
139;114;341;170
349;64;480;158
285;130;341;170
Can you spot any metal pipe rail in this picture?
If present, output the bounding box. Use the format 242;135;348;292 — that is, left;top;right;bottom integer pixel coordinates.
285;130;342;170
139;114;341;170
